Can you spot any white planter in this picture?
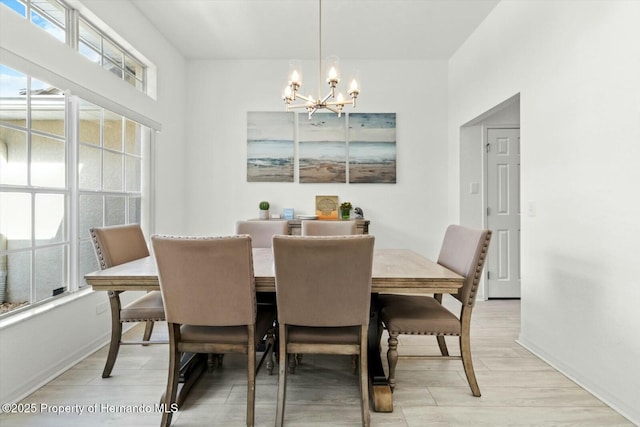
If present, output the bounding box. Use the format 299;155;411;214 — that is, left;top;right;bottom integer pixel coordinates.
259;210;269;220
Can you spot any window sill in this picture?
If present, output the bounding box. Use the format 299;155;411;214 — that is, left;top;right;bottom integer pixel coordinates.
0;288;94;330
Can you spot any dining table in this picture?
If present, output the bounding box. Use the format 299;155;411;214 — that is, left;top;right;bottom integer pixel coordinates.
85;248;464;412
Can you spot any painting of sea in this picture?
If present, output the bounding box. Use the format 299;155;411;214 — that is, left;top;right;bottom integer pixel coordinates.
299;113;347;183
348;113;396;183
247;112;294;182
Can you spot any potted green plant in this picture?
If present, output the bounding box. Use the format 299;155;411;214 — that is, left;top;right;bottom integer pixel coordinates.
259;201;270;219
340;201;352;219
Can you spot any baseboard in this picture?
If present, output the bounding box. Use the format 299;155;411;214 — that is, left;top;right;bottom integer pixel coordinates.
516;336;639;425
2;323;137;404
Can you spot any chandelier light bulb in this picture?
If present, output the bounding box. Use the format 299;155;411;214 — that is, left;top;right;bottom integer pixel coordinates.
290;70;301;85
283;85;293;101
349;79;359;94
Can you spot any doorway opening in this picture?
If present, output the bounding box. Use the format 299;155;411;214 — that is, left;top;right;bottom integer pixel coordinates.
459;94;520;300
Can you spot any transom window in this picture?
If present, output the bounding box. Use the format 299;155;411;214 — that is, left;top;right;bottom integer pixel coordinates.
1;0;147;93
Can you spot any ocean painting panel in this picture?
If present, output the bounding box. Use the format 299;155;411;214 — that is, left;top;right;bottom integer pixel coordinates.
247;112;294;182
298;113;347;183
348;113;396;183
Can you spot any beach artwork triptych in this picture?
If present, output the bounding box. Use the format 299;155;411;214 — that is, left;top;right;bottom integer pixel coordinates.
247;112;396;184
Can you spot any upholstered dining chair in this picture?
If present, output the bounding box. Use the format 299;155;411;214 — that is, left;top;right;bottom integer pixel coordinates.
235;220;289;248
379;224;491;396
90;224;166;378
273;235;375;427
301;220;357;236
235;220;288;374
151;235;276;427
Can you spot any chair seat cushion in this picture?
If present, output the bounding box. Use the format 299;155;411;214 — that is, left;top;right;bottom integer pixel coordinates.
120;291;165;322
379;295;461;335
180;306;276;345
287;325;360;344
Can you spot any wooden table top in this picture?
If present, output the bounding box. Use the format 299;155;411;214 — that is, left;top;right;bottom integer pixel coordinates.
85;248;463;294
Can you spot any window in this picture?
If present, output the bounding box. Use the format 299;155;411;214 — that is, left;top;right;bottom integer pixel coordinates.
0;64;151;316
1;0;67;42
77;101;145;287
0;65;68;313
78;18;146;92
1;0;147;93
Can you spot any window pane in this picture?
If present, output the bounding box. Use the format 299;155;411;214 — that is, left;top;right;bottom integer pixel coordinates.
79;101;101;146
124;55;144;80
79;194;102;237
35;245;66;302
103;110;122;151
125;155;140;192
35;193;65;245
30;9;65;43
30;79;65;137
0;0;27;17
78;239;98;288
128;196;141;224
3;251;31;312
0;192;31;249
124;72;143;91
31;134;65;188
103;39;123;68
78;145;101;190
124;119;140;155
105;196;125;226
0;126;28;186
79;19;101;52
31;0;66;28
0;65;27;127
103;151;122;191
79;42;101;65
102;59;123;79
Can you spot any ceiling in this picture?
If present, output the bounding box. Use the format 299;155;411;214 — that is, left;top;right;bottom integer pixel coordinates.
130;0;499;60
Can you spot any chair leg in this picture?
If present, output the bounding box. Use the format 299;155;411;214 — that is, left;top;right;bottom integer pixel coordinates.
460;333;481;397
142;320;154;344
161;324;181;427
386;332;399;392
247;328;256;427
460;308;481;397
266;324;276;375
102;291;123;378
288;354;296;374
276;324;287;427
436;336;449;356
359;329;370;427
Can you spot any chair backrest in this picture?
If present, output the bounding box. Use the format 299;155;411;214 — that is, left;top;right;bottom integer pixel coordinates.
90;224;150;270
151;235;256;326
437;225;491;307
301;220;357;236
235;220;289;248
273;235;375;327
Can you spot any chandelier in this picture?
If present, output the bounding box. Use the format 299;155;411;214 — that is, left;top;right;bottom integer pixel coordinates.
282;0;360;119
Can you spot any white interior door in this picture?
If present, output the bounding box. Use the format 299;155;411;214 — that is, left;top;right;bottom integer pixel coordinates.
486;128;521;298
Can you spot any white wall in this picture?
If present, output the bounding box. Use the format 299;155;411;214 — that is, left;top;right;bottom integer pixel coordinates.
0;0;187;403
184;59;452;255
448;1;640;423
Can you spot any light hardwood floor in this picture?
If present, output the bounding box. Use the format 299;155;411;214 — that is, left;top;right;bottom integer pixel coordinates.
0;299;633;426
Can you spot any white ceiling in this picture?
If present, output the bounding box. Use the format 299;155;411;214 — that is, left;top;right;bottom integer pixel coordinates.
130;0;499;60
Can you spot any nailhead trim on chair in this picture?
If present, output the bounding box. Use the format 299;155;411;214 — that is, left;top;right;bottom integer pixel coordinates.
90;228;109;270
465;231;491;307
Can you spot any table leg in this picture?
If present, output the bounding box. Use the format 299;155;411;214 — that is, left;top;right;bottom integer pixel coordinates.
368;294;393;412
